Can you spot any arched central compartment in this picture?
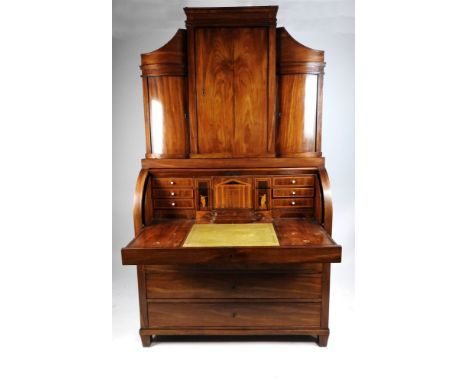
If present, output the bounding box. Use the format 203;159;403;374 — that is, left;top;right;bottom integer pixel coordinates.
213;177;253;209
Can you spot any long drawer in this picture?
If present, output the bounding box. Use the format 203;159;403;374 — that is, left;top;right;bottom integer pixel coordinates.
146;272;322;299
273;188;314;198
147;302;321;327
272;198;314;208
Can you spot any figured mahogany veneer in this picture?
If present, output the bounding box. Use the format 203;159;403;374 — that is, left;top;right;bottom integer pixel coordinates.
121;6;341;348
146;272;322;299
147;302;321;328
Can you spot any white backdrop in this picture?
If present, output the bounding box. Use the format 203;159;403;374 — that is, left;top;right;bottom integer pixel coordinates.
2;0;468;381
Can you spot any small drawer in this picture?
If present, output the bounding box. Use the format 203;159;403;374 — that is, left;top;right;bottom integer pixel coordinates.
146;272;322;299
153;199;194;209
153;177;193;188
148;302;321;327
153;188;194;199
272;176;315;187
272;198;314;208
273;188;314;198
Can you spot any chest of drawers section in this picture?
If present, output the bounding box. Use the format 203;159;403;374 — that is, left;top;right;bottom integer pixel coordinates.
143;264;324;332
271;175;316;216
152;177;195;219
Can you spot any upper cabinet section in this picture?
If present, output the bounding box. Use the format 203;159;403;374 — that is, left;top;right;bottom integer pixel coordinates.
139;6;326;160
194;27;269;157
185;6;278;158
140;30;189;158
276;28;325;157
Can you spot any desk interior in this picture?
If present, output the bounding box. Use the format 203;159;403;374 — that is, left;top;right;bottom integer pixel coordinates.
126;218;336;249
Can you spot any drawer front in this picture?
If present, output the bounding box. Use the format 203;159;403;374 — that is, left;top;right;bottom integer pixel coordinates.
144;264;324;273
273;188;314;198
148;302;321;327
153;177;193;188
272;198;314;208
153;188;194;199
153;199;194;209
272;176;314;187
146;272;322;299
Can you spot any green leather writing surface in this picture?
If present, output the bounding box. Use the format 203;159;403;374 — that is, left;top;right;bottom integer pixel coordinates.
183;223;279;247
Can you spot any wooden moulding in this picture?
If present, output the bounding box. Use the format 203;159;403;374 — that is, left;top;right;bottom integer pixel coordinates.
122;246;341;266
141;157;325;169
277;27;325;74
140;29;187;77
140;327;330;336
184;6;278;27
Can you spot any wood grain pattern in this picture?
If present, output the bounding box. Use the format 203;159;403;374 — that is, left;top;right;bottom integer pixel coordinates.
123;6;341;347
272;198;313;208
153;188;194;199
273;188;314;198
147;76;189;158
184;6;278;27
142;157;324;169
277;74;317;156
195;28;234;155
148;302;321;327
126;218;337;249
144;263;324;273
133;169;149;236
213;176;253;209
140;29;187;76
146;272;322;299
318;168;333;235
153;199;194;209
152;177;193;188
272;176;315;187
233;27;268;156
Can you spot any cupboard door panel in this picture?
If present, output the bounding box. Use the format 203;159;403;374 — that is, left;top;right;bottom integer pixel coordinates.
233;27;268;156
147;76;189;158
278;74;318;156
195;28;234;156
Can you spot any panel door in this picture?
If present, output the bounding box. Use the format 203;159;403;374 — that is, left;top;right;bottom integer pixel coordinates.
194;27;269;157
232;27;268;156
195;28;234;156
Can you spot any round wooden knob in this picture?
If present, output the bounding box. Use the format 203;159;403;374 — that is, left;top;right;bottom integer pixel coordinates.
291;201;296;205
291;191;296;195
171;202;176;206
231;312;237;318
170;192;175;196
170;181;175;185
291;179;296;184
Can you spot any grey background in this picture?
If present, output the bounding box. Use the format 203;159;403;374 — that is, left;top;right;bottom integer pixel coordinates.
113;0;354;341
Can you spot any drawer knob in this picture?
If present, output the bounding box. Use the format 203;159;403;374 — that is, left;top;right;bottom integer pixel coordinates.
291;191;296;195
171;202;176;206
231;283;237;289
291;179;296;184
231;312;237;318
170;181;175;185
170;192;175;196
291;201;296;205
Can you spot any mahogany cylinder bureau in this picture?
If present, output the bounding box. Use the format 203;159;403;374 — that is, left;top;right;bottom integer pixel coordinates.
121;6;342;347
